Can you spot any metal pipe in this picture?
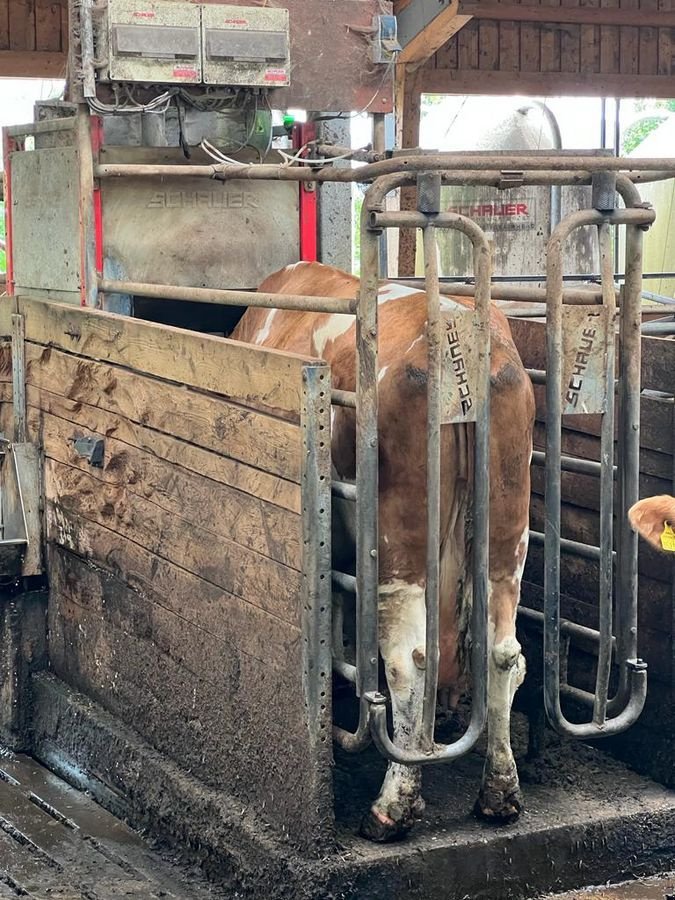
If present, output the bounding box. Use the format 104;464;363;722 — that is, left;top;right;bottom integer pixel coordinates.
332;480;357;502
517;100;563;232
333;658;357;683
370;208;654;232
543;207;647;740
517;605;617;653
594;223;617;725
332;570;357;593
331;389;357;408
94;158;675;185
530;449;616;478
333;197;382;754
100;278;358;316
526;368;547;385
641;321;675;335
79;0;97;99
421;223;442;748
394;278;609;305
530;530;612;562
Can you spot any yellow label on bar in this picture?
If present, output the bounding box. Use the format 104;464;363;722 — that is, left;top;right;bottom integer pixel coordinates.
660;522;675;552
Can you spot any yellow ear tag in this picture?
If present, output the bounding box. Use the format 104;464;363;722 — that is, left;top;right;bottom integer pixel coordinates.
660;522;675;552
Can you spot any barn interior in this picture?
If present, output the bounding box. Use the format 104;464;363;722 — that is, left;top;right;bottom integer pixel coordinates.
1;2;675;899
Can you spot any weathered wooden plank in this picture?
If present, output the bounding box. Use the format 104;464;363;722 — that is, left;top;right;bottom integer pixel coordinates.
8;0;35;50
45;460;302;626
530;461;671;512
35;0;63;51
638;0;659;75
24;342;303;484
434;29;459;68
540;0;562;73
519;0;542;72
47;550;315;840
460;0;675;24
619;0;640;74
658;0;673;74
599;0;620;73
0;0;9;48
34;410;302;570
559;0;582;73
0;49;66;75
478;19;500;70
457;16;480;68
18;296;319;421
48;508;298;666
497;18;519;70
579;0;601;73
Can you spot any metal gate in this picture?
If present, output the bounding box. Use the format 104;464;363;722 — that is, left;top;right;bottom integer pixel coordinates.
5;118;667;763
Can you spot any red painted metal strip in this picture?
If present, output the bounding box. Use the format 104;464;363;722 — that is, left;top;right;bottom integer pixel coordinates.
293;122;318;262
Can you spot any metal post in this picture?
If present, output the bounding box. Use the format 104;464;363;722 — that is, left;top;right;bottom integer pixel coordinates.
11;315;25;444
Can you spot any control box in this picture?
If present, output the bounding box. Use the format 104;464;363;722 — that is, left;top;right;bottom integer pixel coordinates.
107;0;202;84
102;0;290;87
202;5;290;87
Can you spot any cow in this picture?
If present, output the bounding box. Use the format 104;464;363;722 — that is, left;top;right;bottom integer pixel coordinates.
230;261;535;842
629;496;675;552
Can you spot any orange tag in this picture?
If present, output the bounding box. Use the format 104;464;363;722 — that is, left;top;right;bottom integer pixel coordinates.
660;522;675;552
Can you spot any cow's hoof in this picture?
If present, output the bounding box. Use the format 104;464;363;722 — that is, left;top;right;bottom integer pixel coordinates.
473;784;523;825
359;808;413;843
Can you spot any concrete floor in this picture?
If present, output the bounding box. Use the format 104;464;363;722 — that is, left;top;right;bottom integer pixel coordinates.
548;874;675;899
0;748;228;899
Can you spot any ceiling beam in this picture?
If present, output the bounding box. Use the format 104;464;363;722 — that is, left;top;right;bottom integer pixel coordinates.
396;0;473;68
459;2;675;27
0;52;67;79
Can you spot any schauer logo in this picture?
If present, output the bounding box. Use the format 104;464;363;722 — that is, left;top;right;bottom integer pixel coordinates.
146;190;259;209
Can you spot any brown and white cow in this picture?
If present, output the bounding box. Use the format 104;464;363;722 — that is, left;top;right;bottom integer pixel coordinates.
231;261;535;842
629;496;675;552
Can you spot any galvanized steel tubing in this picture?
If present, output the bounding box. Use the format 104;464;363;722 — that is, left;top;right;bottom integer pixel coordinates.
363;207;490;765
543;207;651;739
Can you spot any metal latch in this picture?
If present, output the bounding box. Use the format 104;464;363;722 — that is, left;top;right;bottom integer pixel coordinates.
499;170;525;190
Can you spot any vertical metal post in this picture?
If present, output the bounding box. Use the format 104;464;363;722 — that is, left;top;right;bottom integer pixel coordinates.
75;106;98;308
356;202;381;724
11;314;25;444
593;223;616;725
422;224;442;747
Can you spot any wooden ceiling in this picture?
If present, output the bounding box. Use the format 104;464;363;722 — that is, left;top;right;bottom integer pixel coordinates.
0;0;68;78
398;0;675;99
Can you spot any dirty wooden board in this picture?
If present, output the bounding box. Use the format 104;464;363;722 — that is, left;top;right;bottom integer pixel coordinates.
24;341;303;485
18;296;319;420
35;411;302;569
47;549;315;844
46;460;301;625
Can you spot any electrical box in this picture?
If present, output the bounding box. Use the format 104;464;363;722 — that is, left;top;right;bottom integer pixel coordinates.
107;0;202;83
201;5;290;87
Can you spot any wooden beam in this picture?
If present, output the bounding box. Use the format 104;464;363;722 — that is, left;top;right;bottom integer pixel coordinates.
397;0;473;67
0;50;66;78
421;67;675;99
459;2;675;27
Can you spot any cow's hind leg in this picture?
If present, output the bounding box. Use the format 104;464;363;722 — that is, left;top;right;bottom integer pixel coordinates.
360;580;426;843
475;573;526;823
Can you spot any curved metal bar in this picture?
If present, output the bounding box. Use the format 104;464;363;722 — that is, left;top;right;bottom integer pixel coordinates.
359;201;491;766
543;206;651;740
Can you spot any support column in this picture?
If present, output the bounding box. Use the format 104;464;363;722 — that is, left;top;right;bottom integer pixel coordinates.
395;67;422;277
317;114;353;272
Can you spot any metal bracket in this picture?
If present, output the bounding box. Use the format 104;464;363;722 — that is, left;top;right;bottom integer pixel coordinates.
72;436;105;467
499;170;525;190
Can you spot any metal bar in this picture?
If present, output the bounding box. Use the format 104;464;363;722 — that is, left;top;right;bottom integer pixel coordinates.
76;106;98;308
100;278;358;316
594;223;617;726
517;605;616;653
333;198;381;754
421;224;442;749
332;570;357;593
4;118;75;138
364;202;491;765
331;389;357;409
333;658;357;683
397;272;674;284
543;207;647;740
641;321;675;335
332;480;356;502
394;279;609;305
370;208;655;232
526;368;547;385
94;155;675;182
300;364;334;807
529;529;612;562
11;315;25;444
531;449;616;478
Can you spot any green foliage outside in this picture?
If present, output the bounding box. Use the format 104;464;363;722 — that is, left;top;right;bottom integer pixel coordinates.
622;115;667;154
